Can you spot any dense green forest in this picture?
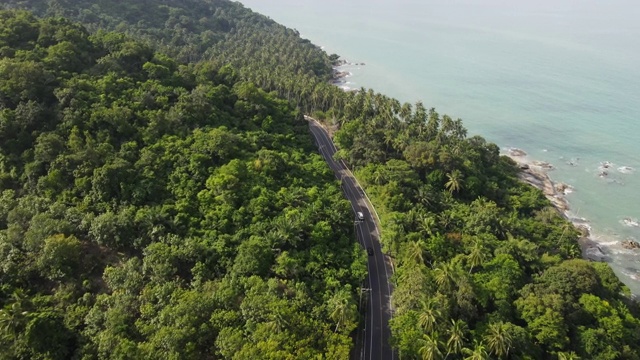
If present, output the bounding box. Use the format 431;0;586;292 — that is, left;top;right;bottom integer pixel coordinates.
0;10;365;359
1;1;640;359
0;0;344;113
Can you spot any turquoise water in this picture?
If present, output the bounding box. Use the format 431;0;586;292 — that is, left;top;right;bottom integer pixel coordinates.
240;0;640;295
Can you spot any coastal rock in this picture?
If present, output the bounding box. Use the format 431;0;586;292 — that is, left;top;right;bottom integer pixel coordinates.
621;240;640;250
509;148;527;157
550;196;569;211
333;70;350;79
554;182;572;195
579;237;605;262
519;163;530;170
516;164;570;212
622;217;639;227
576;225;590;237
532;160;554;170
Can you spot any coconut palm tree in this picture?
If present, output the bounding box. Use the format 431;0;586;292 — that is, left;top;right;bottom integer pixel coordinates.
328;290;355;333
484;322;512;359
433;261;458;292
446;319;468;356
418;333;444;360
462;341;490;360
418;297;441;333
0;290;29;347
407;240;426;264
466;241;486;274
399;102;412;123
557;352;580;360
419;213;437;237
415;187;435;208
445;170;463;194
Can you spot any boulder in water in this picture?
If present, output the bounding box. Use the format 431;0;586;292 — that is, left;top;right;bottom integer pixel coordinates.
554;182;571;194
509;148;527;157
532;160;554;170
576;225;590;237
621;240;640;250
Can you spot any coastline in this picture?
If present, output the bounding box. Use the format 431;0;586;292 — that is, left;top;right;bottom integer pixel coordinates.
330;59;365;91
325;58;640;297
504;148;640;289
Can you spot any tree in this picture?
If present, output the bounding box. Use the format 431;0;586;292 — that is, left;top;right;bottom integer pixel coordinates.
407;240;426;264
445;170;463;194
37;234;82;280
466;240;486;274
433;261;459;293
418;297;441;334
446;319;468;356
327;289;357;334
462;341;490;360
484;322;512;359
418;333;444;360
557;352;580;360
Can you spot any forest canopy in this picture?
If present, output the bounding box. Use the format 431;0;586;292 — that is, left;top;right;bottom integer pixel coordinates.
0;10;364;359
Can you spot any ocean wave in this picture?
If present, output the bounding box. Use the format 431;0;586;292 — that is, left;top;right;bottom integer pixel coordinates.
600;161;614;169
608;247;638;256
618;166;635;174
621;269;640;282
569;216;589;224
620;217;640;228
592;239;619;247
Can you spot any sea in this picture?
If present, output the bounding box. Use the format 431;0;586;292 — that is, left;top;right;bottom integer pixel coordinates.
239;0;640;296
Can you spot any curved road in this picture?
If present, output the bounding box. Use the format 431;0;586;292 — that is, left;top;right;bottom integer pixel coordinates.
307;116;395;360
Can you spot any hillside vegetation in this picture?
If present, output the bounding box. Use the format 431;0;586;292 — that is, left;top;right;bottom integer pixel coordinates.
1;0;342;113
0;10;364;359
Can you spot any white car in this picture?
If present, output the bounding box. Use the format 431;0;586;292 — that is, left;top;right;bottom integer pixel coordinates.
356;211;365;221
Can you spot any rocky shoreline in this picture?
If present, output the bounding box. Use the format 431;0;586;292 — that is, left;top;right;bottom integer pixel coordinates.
506;148;571;213
330;59;365;90
504;148;640;262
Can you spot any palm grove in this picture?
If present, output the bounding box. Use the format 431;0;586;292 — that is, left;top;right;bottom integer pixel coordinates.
1;1;639;360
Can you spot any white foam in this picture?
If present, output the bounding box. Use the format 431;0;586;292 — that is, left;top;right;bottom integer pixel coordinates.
620;217;639;228
609;247;637;255
621;269;640;281
570;216;589;223
618;166;635;174
593;240;619;247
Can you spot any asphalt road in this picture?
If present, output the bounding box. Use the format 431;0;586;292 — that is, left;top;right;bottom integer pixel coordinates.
307;117;395;360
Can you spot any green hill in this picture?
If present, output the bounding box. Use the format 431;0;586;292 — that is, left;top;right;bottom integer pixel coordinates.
0;10;363;359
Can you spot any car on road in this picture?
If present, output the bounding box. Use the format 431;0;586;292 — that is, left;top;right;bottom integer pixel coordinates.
367;247;374;256
356;211;365;221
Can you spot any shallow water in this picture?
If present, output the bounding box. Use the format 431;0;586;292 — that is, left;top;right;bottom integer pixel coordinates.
240;0;640;295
